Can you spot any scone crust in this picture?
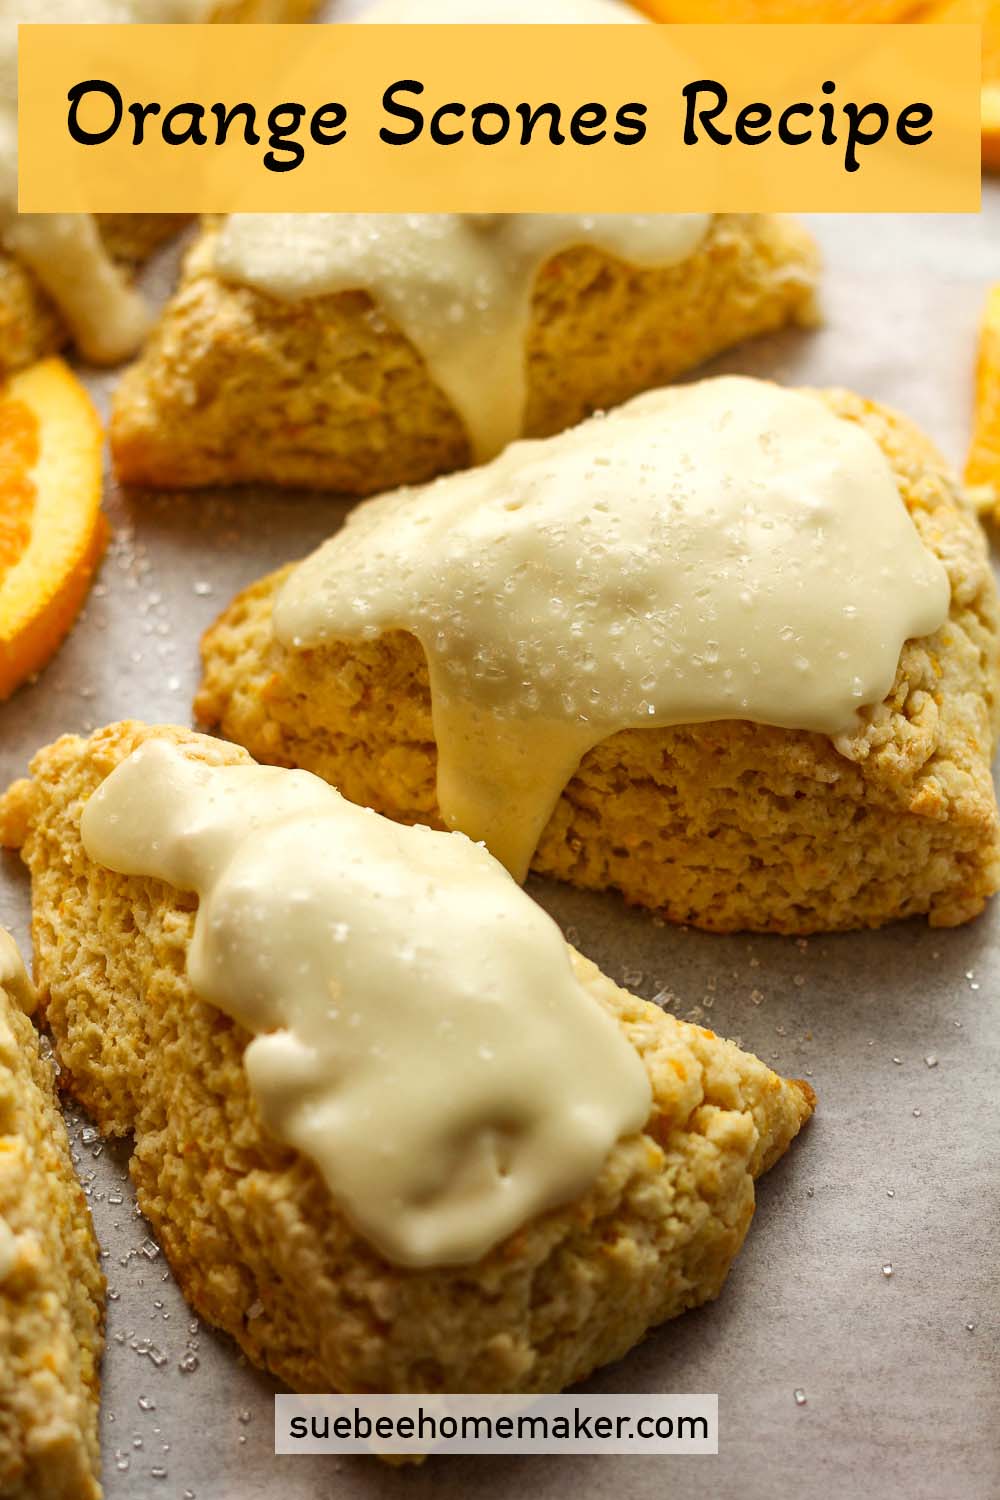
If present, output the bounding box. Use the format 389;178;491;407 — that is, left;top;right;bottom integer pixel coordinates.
109;213;820;492
0;971;104;1499
0;721;813;1399
196;387;1000;934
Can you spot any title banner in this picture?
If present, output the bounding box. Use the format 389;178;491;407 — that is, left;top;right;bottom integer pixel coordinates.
18;23;980;213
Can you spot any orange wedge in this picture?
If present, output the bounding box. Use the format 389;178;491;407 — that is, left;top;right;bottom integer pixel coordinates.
966;286;1000;516
0;358;107;701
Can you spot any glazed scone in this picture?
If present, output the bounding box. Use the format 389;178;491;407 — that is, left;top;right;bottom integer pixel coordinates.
0;721;814;1398
0;932;104;1500
196;381;1000;935
109;213;819;493
0;0;316;377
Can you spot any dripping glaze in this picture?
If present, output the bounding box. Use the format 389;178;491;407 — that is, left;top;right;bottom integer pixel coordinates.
81;740;652;1268
213;211;710;461
274;376;952;882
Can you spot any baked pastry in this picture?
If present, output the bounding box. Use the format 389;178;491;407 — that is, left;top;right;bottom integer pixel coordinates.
0;720;814;1399
109;212;819;493
0;214;190;376
0;929;104;1500
196;376;1000;934
0;0;316;376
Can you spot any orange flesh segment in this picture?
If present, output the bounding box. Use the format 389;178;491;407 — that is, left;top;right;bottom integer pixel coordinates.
0;358;107;701
0;399;39;583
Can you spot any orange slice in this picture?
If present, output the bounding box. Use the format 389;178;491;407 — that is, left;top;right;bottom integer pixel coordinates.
0;358;107;701
966;285;1000;516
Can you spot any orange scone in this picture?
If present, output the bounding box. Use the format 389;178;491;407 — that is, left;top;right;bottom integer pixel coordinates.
0;214;188;378
109;212;819;494
197;376;1000;935
0;721;814;1400
0;931;104;1500
0;358;106;702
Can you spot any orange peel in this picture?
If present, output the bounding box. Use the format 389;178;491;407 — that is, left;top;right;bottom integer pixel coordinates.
966;285;1000;518
0;358;107;700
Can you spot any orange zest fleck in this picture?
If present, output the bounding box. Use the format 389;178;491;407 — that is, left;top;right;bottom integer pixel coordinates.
0;358;107;701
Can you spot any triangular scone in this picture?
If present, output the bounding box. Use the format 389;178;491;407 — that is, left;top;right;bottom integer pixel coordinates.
0;722;813;1398
0;215;188;377
0;0;317;377
0;934;104;1500
195;385;1000;934
109;213;819;493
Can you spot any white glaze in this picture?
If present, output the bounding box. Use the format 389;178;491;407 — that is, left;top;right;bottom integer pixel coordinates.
81;740;652;1268
214;212;709;461
275;376;952;881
